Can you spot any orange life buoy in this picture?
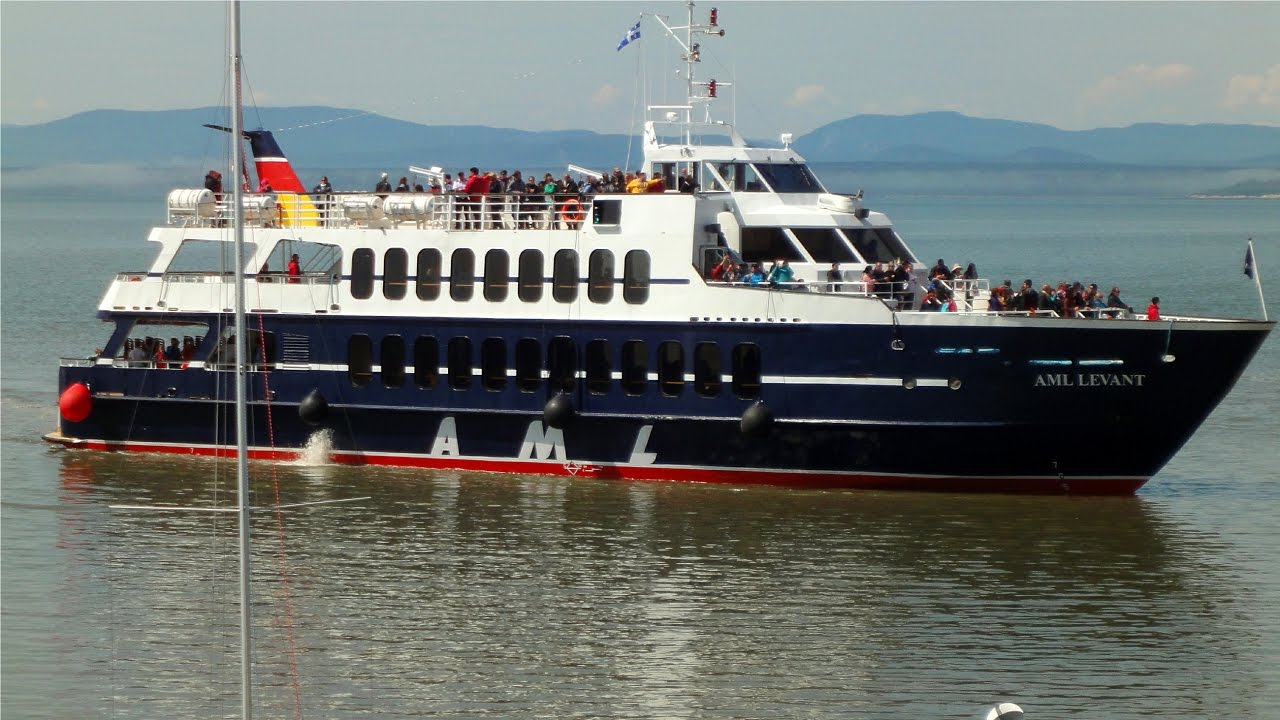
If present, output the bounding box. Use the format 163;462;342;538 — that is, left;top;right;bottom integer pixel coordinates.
560;199;584;225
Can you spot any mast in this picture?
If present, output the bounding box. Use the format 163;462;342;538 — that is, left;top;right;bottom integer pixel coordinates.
229;0;253;718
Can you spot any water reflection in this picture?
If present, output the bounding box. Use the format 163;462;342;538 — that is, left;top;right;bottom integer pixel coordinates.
51;452;1262;718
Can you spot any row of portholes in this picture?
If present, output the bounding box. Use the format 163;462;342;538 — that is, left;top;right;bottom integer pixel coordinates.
350;247;652;304
347;334;763;400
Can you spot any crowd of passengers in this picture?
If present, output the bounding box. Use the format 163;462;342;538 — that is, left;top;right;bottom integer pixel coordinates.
121;336;203;365
358;166;698;198
705;254;1147;318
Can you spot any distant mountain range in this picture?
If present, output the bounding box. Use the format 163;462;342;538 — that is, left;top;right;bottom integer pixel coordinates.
3;107;1278;170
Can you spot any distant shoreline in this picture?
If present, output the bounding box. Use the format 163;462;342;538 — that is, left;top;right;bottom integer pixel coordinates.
1188;194;1280;199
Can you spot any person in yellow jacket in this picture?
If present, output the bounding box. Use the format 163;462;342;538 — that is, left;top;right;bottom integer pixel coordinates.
626;171;648;194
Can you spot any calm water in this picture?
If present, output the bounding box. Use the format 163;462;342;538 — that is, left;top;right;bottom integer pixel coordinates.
3;173;1279;718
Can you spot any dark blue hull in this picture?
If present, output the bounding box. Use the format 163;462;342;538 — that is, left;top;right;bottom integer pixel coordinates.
50;314;1273;493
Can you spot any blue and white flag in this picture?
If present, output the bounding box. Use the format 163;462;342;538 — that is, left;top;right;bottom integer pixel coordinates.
617;21;641;51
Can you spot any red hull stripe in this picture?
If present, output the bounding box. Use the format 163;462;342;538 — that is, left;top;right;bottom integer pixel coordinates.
43;435;1147;494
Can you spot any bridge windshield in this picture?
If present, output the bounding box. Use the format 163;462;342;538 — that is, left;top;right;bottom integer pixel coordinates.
755;163;822;193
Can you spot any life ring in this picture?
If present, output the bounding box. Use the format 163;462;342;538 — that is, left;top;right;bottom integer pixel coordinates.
560;199;584;226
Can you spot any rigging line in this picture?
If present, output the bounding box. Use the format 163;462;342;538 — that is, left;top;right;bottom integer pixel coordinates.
253;276;305;720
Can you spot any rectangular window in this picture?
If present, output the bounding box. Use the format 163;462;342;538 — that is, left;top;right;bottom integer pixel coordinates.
845;228;913;265
694;342;721;397
792;228;856;263
515;338;541;393
414;336;438;389
207;328;276;366
592;198;621;226
732;343;762;399
553;249;578;303
382;335;406;387
484;249;510;302
518;249;543;302
383;248;408;300
547;336;577;392
448;337;472;389
416;249;442;300
623;250;650;304
351;248;375;299
588;249;615;304
348;334;373;387
450;249;475;301
481;337;507;391
739;227;803;264
621;340;647;396
658;341;684;397
585;339;611;395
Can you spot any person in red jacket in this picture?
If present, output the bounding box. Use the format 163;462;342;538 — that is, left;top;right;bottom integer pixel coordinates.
462;167;486;229
1146;296;1161;320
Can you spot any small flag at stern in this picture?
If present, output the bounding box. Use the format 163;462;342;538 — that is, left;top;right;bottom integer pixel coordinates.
1244;241;1256;280
617;21;641;51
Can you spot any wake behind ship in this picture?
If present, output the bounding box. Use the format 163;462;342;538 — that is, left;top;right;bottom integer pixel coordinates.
46;4;1272;494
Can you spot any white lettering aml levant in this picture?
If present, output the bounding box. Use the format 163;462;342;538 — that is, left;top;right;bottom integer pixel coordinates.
1034;373;1147;388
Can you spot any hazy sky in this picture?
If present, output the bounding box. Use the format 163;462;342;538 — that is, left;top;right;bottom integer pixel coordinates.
2;1;1277;138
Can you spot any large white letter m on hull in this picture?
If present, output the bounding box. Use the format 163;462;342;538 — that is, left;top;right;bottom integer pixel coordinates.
518;421;566;460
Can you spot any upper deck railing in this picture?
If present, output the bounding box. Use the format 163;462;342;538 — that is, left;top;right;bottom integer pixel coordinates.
167;190;609;232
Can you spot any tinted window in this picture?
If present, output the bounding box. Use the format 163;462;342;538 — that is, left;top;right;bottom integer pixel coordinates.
481;337;506;391
623;250;650;304
621;340;647;395
658;341;684;396
383;248;408;300
547;336;577;392
348;334;373;386
351;248;375;299
553;249;578;303
732;343;762;399
694;342;721;397
382;335;405;387
588;249;614;304
484;249;509;302
450;249;475;301
792;228;856;263
847;228;914;265
518;249;543;302
755;163;822;192
740;227;803;263
448;337;472;389
585;339;611;394
515;338;541;392
414;336;438;389
416;249;441;300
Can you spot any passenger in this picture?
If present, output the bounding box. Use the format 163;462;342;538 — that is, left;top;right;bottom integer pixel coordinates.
892;261;913;309
395;176;410;192
1147;297;1161;321
710;254;733;282
257;177;272;193
181;337;195;362
963;263;978;280
375;172;392;197
859;265;875;293
827;262;842;293
919;288;942;311
413;182;424;192
164;338;183;362
204;169;223;198
429;180;442;194
1017;279;1039;313
745;263;766;286
287;253;301;283
646;173;665;192
989;286;1006;312
678;168;696;193
872;262;891;297
1106;287;1132;314
463;168;485;229
767;259;795;288
626;172;647;194
125;339;146;363
929;259;951;281
611;168;626;193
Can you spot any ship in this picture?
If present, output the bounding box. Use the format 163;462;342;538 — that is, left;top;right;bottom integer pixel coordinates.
46;3;1273;494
